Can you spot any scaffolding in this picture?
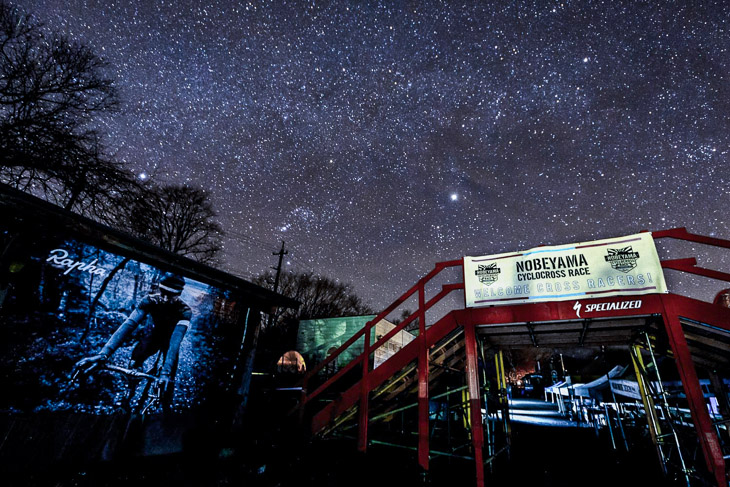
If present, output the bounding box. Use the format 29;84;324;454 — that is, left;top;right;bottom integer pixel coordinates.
297;228;730;487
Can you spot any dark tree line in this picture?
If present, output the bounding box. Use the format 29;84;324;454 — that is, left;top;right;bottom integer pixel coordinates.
255;270;373;324
253;270;374;364
0;2;222;263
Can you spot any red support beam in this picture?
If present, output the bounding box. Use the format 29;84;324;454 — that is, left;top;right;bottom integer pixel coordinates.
303;228;730;487
303;283;465;408
665;293;730;333
304;354;364;405
358;318;371;452
660;295;727;486
652;227;730;249
311;310;460;435
369;282;464;361
299;260;462;408
312;294;674;433
662;257;730;283
417;280;430;470
455;293;666;325
464;321;485;487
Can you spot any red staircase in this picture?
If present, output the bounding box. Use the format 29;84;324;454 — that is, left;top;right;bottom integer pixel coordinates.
296;228;730;487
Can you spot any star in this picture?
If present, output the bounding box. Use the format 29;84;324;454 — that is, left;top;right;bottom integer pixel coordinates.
22;0;730;309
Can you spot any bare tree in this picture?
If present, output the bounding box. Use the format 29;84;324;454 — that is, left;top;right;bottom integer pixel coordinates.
128;184;223;264
254;270;373;325
253;270;373;364
0;1;136;221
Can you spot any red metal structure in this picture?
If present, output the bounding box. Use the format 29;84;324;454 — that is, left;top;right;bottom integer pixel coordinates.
297;228;730;487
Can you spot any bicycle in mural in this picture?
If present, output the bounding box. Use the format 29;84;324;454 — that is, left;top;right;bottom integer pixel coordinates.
71;356;170;415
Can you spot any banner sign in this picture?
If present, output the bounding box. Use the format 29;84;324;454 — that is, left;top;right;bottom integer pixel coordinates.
609;379;643;400
464;233;667;308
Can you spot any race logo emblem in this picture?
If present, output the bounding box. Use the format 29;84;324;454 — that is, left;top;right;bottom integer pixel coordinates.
604;246;640;273
573;301;582;318
475;263;501;285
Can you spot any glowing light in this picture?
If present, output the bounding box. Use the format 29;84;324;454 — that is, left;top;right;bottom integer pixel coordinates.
450;193;458;201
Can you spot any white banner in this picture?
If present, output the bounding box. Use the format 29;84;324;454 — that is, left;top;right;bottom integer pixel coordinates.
609;380;643;400
464;233;667;308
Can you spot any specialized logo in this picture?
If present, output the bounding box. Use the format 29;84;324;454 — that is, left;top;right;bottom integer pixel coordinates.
475;263;501;285
574;299;642;317
585;300;642;312
604;246;640;273
573;301;582;318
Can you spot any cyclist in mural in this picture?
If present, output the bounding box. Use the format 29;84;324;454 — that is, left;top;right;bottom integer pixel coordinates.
75;273;192;394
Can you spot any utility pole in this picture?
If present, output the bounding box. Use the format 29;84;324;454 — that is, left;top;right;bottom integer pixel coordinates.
269;241;287;327
272;241;287;295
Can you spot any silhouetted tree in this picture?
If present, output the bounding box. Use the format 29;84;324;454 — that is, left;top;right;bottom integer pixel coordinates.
253;270;373;365
255;270;373;323
0;1;137;222
128;184;223;264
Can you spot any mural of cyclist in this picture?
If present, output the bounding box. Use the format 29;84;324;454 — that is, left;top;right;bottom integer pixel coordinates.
75;273;192;394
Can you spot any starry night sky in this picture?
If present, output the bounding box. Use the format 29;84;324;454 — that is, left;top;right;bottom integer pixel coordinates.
23;0;730;310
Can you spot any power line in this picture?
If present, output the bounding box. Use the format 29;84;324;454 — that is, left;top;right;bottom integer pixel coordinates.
223;227;277;247
223;229;321;275
224;230;279;251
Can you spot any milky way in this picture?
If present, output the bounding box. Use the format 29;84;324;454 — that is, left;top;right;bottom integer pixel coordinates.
24;0;730;310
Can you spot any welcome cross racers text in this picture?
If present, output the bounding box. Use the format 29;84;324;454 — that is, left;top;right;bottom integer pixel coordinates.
472;272;658;300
